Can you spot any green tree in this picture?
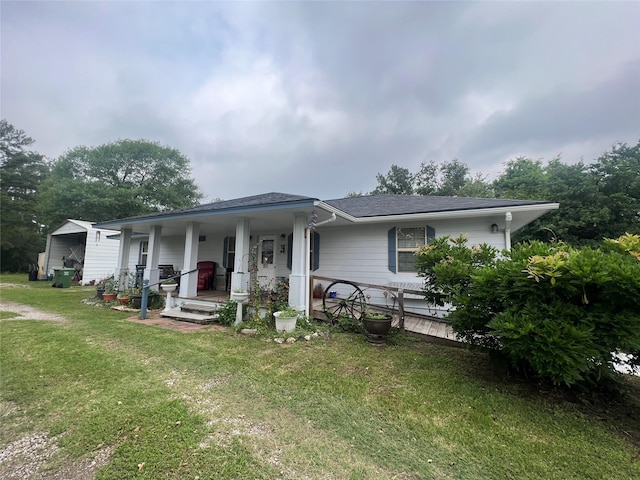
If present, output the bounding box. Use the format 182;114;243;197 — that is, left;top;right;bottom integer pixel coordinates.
590;141;640;238
414;159;492;197
494;143;640;245
371;164;414;194
39;139;203;228
0;120;49;272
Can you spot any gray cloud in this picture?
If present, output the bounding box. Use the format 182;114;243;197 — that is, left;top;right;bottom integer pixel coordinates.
2;1;638;201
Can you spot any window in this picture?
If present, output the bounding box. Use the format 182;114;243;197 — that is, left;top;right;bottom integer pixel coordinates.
388;226;435;273
287;231;320;271
397;227;426;272
223;236;236;270
139;241;149;266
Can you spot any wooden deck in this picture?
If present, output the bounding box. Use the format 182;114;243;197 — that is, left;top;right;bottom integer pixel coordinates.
310;299;461;346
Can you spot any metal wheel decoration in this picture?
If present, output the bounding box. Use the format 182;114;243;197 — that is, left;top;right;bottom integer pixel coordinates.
322;281;366;324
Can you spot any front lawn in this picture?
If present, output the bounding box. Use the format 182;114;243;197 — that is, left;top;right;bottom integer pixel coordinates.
1;274;638;479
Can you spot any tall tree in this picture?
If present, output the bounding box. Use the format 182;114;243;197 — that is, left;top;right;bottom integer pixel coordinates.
414;159;492;197
371;164;414;194
590;141;640;238
493;144;640;245
39;139;203;228
0;120;49;271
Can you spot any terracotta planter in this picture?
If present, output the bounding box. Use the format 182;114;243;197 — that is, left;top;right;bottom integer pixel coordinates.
102;292;117;302
118;297;129;305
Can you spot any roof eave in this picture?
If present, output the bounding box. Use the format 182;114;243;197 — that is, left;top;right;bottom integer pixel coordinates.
96;198;320;230
348;202;560;223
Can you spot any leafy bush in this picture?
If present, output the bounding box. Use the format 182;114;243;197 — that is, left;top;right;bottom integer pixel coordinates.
416;234;640;387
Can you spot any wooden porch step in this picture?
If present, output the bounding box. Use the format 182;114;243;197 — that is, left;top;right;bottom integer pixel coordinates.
161;307;218;325
180;303;222;315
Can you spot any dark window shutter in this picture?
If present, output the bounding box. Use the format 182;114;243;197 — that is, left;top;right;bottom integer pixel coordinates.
427;225;436;244
287;234;293;270
222;236;229;268
388;227;396;273
312;231;320;271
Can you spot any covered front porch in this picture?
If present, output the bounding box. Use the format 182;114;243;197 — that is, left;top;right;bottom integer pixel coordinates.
103;195;337;318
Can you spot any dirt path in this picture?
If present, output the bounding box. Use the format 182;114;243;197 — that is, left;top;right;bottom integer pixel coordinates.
0;300;67;322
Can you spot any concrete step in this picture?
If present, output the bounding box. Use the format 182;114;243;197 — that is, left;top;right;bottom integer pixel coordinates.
161;307;219;325
180;303;222;315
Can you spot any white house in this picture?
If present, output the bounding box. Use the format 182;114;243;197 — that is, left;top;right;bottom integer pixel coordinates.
95;193;559;317
43;219;121;285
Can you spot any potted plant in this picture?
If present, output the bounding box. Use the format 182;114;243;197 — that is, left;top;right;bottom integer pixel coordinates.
117;291;130;305
102;276;117;302
160;278;178;293
95;279;106;300
273;305;299;334
362;309;393;342
312;282;324;299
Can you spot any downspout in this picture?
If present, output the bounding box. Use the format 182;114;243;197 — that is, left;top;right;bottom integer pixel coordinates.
305;213;336;316
504;212;512;251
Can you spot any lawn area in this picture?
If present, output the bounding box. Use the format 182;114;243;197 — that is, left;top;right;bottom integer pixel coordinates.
1;273;639;479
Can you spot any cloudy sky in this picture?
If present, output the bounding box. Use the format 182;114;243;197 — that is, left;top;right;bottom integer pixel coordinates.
2;1;639;202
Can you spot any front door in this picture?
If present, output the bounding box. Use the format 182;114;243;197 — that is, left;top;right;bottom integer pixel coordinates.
256;236;276;289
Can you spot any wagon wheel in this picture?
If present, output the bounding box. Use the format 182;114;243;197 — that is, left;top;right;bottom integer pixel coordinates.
322;281;366;324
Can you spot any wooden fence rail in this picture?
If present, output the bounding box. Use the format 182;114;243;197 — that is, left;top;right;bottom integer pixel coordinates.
309;275;425;333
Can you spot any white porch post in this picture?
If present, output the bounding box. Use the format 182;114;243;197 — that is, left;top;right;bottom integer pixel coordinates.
116;228;132;292
231;218;251;292
180;222;199;298
144;225;162;288
289;213;307;311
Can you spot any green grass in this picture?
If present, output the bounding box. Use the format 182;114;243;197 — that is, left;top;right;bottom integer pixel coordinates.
1;273;639;479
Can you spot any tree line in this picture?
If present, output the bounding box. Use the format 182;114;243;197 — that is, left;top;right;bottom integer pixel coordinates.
1;117;638;272
0;120;202;272
367;145;639;246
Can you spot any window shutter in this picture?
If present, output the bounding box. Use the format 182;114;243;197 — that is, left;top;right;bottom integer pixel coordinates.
222;236;229;268
427;225;436;244
388;227;396;273
287;234;293;270
312;231;320;271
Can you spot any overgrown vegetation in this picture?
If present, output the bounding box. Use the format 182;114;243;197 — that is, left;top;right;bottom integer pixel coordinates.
416;233;640;387
1;274;639;479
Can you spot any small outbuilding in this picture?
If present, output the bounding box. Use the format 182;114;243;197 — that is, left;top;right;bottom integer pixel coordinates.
43;219;120;285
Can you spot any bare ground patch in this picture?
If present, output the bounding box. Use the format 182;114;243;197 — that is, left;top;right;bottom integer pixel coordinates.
0;300;67;323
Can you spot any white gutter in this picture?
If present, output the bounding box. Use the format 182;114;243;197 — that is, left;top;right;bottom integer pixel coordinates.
504;212;513;250
335;203;559;224
305;213;336;316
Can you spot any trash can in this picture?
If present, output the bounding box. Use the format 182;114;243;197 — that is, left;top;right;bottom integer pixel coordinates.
52;268;74;288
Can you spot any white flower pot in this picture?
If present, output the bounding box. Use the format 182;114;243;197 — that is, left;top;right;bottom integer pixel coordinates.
161;283;177;293
274;311;298;334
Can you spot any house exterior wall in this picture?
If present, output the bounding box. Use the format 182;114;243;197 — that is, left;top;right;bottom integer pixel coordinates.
81;227;120;285
313;218;507;317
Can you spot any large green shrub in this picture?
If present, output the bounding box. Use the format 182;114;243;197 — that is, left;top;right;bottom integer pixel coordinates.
416;234;640;387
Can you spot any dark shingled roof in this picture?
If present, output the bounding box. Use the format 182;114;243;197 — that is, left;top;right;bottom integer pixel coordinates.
323;195;552;218
112;192;317;222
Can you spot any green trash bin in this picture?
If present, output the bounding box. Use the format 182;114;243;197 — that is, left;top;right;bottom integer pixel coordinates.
52;268;74;288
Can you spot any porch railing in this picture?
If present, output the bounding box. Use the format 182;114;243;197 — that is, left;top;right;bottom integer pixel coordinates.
310;275;425;333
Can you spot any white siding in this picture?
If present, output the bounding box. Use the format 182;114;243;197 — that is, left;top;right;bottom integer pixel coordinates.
82;227;120;284
313;219;506;317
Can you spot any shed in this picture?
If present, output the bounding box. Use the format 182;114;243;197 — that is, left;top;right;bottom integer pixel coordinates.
43;219;121;285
